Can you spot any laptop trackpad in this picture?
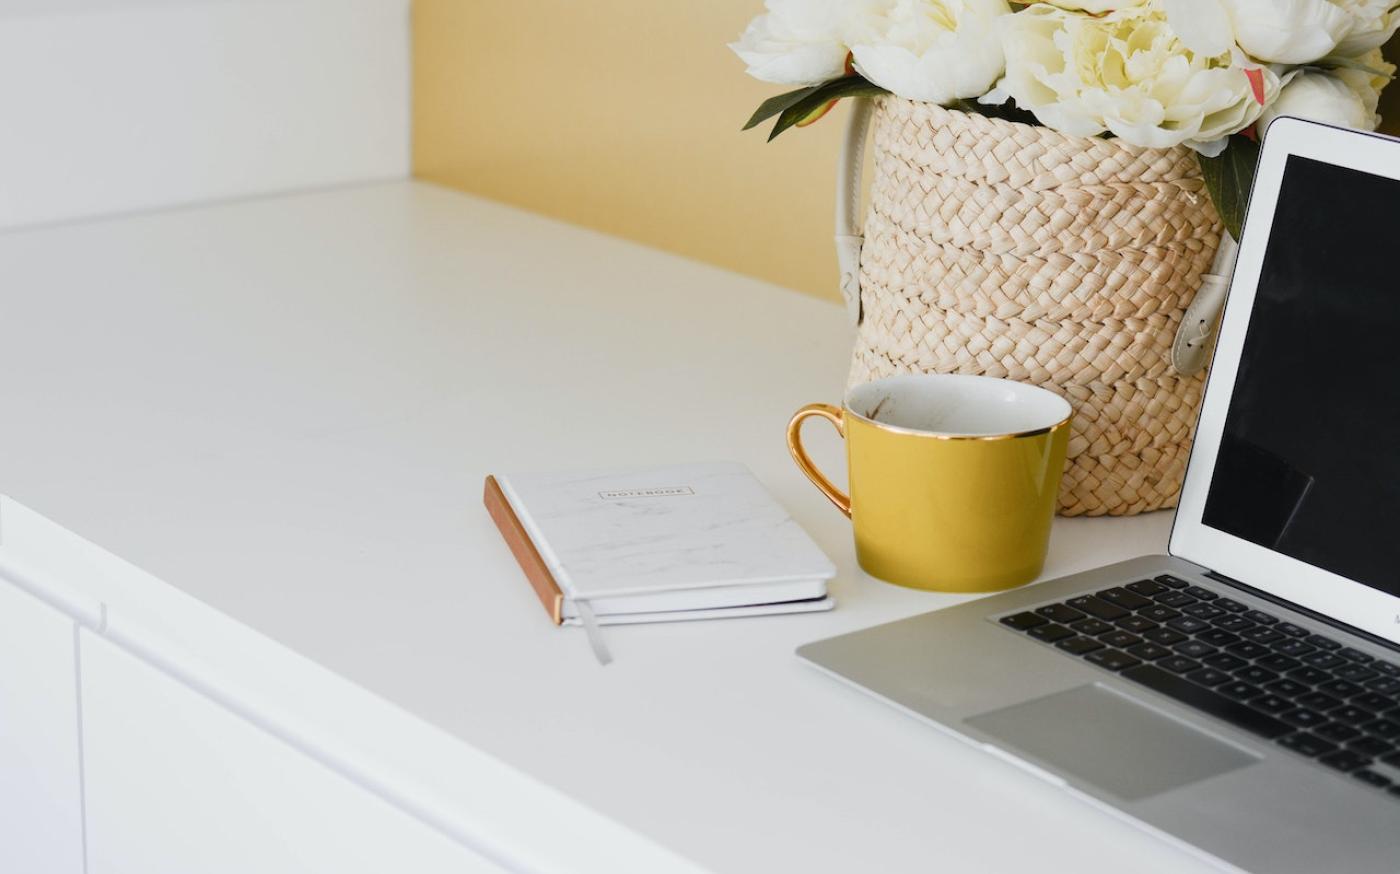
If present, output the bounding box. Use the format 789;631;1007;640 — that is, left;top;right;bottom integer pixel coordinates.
966;684;1260;801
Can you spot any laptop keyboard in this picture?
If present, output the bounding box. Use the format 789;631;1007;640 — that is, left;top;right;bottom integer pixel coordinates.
998;574;1400;799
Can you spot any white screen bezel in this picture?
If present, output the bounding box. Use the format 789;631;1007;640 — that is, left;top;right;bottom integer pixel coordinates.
1171;116;1400;646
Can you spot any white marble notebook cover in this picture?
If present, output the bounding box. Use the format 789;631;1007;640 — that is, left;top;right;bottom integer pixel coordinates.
496;462;836;600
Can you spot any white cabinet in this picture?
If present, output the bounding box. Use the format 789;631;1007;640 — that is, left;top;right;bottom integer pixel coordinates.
0;578;85;874
79;632;505;874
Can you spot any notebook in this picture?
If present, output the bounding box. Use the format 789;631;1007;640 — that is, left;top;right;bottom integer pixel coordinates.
484;462;836;661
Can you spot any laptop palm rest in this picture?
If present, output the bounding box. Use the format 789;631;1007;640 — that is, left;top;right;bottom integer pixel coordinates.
966;684;1261;800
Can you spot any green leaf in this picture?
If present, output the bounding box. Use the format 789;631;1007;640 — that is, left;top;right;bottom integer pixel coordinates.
1197;134;1260;241
951;98;1041;128
743;86;820;131
764;74;888;141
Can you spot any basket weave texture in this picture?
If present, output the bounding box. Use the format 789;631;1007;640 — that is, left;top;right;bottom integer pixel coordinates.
849;97;1223;516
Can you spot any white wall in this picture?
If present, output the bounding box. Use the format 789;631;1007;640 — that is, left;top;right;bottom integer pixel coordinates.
0;0;410;229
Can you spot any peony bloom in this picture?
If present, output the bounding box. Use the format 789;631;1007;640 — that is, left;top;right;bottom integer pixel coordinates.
1162;0;1400;65
1259;49;1396;132
729;0;865;86
1258;73;1374;133
988;4;1278;155
849;0;1011;105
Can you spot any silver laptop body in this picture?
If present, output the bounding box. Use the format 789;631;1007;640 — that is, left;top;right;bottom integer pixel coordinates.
799;118;1400;873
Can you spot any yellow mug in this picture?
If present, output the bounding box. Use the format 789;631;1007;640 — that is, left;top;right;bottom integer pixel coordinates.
787;374;1072;593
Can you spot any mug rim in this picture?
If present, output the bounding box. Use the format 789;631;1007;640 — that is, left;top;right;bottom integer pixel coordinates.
843;373;1073;441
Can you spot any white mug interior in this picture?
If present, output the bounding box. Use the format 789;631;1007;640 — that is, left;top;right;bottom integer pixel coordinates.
845;374;1071;437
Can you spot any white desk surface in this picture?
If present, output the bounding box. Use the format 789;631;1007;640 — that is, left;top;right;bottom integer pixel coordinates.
0;181;1205;873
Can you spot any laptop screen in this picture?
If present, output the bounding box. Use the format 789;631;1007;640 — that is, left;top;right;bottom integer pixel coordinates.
1202;155;1400;600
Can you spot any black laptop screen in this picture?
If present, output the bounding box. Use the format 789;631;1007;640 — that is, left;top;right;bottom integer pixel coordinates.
1202;155;1400;599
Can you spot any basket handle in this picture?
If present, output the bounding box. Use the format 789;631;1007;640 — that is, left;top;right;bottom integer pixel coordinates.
833;96;1233;376
834;97;874;327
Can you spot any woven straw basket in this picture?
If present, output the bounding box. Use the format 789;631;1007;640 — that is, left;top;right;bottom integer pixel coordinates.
836;96;1234;517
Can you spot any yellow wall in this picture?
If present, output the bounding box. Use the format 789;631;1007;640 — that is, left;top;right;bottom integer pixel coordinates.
413;3;1400;303
411;0;847;302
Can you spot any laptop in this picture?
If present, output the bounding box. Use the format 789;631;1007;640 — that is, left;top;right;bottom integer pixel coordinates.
798;116;1400;874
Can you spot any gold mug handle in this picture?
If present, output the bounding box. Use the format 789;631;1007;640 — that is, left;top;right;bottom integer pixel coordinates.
786;403;852;518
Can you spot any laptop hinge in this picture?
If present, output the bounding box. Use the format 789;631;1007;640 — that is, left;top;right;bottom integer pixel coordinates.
1204;570;1400;655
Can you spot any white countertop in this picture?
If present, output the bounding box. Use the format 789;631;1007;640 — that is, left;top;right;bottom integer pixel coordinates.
0;181;1200;873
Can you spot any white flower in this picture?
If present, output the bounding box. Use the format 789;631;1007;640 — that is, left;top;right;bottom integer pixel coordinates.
849;0;1011;105
729;0;862;86
1258;73;1373;132
1333;47;1395;121
1259;50;1395;132
990;4;1279;154
1162;0;1400;65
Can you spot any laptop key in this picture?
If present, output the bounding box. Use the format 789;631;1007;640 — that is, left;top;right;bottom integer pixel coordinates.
1166;616;1209;634
1183;603;1226;621
1084;648;1141;672
1363;719;1400;739
1301;652;1346;670
1334;664;1378;683
1154;574;1190;589
1173;640;1217;659
1114;616;1157;634
1126;642;1171;661
1226;642;1270;659
1213;597;1247;613
1338;647;1374;664
1272;638;1316;657
1330;705;1375;725
1158;655;1201;674
1296;692;1342;711
1275;622;1310;638
1203;653;1248;671
1034;604;1086;624
1374;661;1400;677
1267;679;1309;698
1316;722;1361;743
1126;579;1167;596
1198;630;1240;647
1067;596;1128;621
1122;665;1292;738
1071;617;1115;636
1235;666;1279;685
1241;627;1284;644
1099;631;1143;649
1280;708;1327;728
1277;732;1338;757
1028;623;1076;643
1252;694;1294;714
1318;750;1371;772
1351;693;1396;713
1383;751;1400;768
1155;592;1198;608
1256;655;1301;673
1185;668;1231;687
1289;666;1331;685
1138;605;1180;622
1183;586;1218;601
1056;636;1106;656
1348;737;1394;757
1318;679;1363;698
1001;612;1048;631
1306;634;1341;651
1366;677;1400;694
1352;769;1392;788
1097;587;1153;610
1244;610;1278;625
1213;616;1255;633
1143;627;1188;645
1218;681;1263;701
